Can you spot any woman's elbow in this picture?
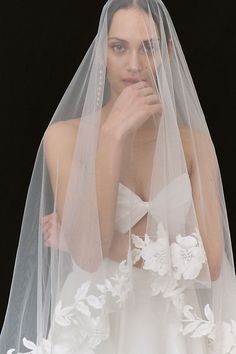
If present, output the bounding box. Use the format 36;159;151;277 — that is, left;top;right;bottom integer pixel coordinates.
209;254;223;281
210;264;221;281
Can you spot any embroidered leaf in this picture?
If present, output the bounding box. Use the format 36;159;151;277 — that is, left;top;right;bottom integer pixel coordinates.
86;295;103;309
22;337;37;350
55;314;71;327
96;283;107;293
55;301;74;326
204;304;214;323
105;279;113;291
190;322;213;337
183;305;194;320
75;280;91;302
131;248;141;264
119;260;129;273
7;350;15;354
59;305;74;317
75;301;91;317
182;321;201;336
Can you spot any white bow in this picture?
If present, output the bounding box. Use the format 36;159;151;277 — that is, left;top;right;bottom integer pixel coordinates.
115;173;192;234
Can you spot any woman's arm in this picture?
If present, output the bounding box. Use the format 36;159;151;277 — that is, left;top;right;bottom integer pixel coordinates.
43;82;161;266
43;121;78;223
189;131;224;281
43;119;125;260
95;124;126;257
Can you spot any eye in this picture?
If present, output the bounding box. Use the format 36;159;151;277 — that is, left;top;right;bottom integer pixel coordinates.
142;42;159;53
111;44;125;53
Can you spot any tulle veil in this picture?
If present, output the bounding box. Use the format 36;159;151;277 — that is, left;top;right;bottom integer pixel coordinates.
1;0;236;353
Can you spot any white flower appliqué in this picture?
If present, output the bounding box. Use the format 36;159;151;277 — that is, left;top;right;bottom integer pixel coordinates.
170;227;207;280
131;222;171;275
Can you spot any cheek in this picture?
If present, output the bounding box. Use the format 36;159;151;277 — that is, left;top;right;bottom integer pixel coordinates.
106;55;122;81
146;54;161;69
144;60;159;86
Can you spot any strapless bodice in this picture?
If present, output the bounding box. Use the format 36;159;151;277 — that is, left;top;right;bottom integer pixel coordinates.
114;173;192;234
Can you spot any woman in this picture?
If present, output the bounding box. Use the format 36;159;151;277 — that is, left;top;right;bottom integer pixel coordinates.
1;0;236;353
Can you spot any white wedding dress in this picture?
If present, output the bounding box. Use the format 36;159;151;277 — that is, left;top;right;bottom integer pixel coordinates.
47;174;210;353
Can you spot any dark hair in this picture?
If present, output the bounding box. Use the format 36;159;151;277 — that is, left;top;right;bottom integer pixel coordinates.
107;0;170;40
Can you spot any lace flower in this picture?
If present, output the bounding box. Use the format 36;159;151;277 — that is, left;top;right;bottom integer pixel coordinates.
131;222;171;275
170;228;206;280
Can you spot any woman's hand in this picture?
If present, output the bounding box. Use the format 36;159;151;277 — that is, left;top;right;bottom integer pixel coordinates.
40;212;68;251
103;81;162;140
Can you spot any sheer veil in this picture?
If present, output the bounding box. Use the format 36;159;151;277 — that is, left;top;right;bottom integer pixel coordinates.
1;0;236;353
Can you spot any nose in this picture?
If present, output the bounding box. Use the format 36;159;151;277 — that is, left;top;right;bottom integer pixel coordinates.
127;50;142;73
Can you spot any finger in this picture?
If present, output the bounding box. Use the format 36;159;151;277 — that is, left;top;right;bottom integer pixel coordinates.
41;220;51;229
42;216;57;228
149;103;163;115
43;229;51;240
44;235;57;246
138;87;154;96
41;213;54;222
40;212;57;223
43;225;57;239
42;223;53;233
145;94;161;105
133;80;149;89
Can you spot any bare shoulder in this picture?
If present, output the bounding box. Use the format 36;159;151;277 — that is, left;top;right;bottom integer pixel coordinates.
179;124;215;151
43;118;80;154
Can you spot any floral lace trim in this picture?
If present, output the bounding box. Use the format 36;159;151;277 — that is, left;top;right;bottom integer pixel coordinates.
7;260;132;354
131;222;207;315
180;303;236;354
131;222;207;281
8;222;232;354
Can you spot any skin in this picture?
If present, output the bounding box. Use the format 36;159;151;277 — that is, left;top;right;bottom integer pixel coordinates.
101;7;173;136
42;7;223;279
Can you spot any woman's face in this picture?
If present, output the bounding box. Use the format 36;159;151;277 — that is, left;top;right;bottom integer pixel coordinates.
106;7;161;98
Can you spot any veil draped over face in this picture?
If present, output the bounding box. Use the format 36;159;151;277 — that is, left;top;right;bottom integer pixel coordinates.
1;0;236;353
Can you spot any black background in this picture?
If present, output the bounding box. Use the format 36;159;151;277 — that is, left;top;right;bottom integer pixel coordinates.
0;0;235;327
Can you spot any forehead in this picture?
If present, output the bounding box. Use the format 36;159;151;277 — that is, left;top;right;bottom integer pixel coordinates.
108;8;159;41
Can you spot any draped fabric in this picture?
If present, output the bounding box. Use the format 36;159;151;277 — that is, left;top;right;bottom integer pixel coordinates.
1;0;236;353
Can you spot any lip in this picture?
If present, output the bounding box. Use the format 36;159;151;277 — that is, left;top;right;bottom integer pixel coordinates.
122;78;146;85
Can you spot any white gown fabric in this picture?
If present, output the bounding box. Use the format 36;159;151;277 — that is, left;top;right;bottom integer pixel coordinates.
45;173;209;353
115;173;192;234
48;257;210;354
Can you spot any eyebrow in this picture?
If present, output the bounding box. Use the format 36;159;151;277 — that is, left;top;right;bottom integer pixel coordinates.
108;37;160;43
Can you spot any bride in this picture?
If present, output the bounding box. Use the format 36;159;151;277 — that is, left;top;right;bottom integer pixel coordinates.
1;0;235;353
